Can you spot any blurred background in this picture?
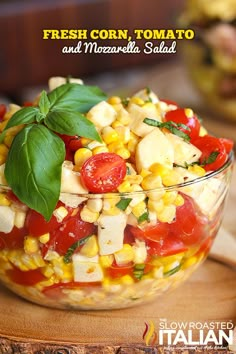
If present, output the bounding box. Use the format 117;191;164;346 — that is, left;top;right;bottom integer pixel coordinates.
0;0;236;140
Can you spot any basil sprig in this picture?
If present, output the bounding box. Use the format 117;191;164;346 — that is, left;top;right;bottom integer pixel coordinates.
3;83;106;221
143;118;190;142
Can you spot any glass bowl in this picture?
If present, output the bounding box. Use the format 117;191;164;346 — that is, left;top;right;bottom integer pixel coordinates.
0;153;233;310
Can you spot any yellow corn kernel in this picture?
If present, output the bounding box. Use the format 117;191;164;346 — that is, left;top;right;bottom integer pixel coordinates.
157;204;176;223
162;170;183;187
141;173;162;190
127;133;139;154
149;163;172;177
80;205;99;223
111;103;123;112
51;257;73;281
114;244;134;265
130;97;144;106
162;191;178;205
125;174;143;185
92;146;109;155
140;168;151;178
199;126;208;137
0;120;7;132
182;256;198;269
53;206;68;222
163;260;180;274
80;235;99;257
0;193;10;206
0;144;9;156
74;148;92;167
3;104;20;120
41;265;54;278
159;253;185;265
184;108;194;118
114;126;131;144
39;233;50;244
101;126;119;144
120;275;134;285
142;102;156;110
117;181;132;193
132;201;147;218
108;141;124;153
0;155;6;165
24;236;39;254
87;198;103;213
14;210;26;228
3;135;14;148
148;199;164;213
80;137;91;146
174;194;184;206
188;165;206;177
36;278;56;290
111;120;123;129
107;96;121;105
116;147;131;160
100;255;114;268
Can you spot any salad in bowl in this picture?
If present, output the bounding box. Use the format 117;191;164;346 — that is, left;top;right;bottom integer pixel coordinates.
0;77;233;310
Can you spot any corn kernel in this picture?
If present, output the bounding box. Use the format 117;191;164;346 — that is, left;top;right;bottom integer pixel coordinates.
142;102;156;110
184;108;194;118
188;165;206;177
107;96;121;105
39;233;50;244
74;148;92;167
80;235;99;257
0;155;6;165
114;126;131;144
149;163;172;177
127;133;139;154
0;193;10;206
14;210;26;228
132;201;147;218
125;174;143;185
117;181;132;193
80;137;91;146
80;205;99;223
111;120;123;129
100;255;114;268
140;168;151;178
162;170;183;186
116;147;130;160
114;244;134;265
199;126;208;137
174;194;184;206
53;206;68;222
157;204;176;223
3;135;14;148
163;260;180;274
162;191;178;205
41;265;54;278
92;146;109;155
141;173;162;190
182;256;198;269
0;144;9;156
87;198;103;213
24;236;39;254
108;141;124;153
129;97;144;106
120;275;134;285
148;199;164;213
101;126;119;144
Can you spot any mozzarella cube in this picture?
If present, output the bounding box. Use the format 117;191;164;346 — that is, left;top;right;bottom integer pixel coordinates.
128;103;161;137
72;254;103;282
87;101;117;130
133;88;159;103
48;76;83;91
61;161;88;194
0;206;15;233
97;212;127;255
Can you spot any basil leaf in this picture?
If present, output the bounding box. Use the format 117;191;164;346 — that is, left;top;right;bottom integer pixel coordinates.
39;90;50;116
116;198;132;211
201;151;219;166
63;235;93;264
48;83;107;113
45;110;102;142
164;264;181;277
138;211;149;224
2;107;39;132
143;118;190;142
133;264;145;280
4;124;65;221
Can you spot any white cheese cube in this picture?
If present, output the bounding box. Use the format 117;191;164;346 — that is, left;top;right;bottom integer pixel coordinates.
60;161;88;194
128;103;161;137
135;128;174;172
87;101;117;130
97;212;127;255
132;240;147;264
72;254;103;282
0;206;15;233
48;76;83;91
133;88;159;104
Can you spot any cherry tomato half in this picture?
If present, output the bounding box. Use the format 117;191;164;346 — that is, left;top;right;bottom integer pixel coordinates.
106;261;134;278
0;226;27;249
6;267;46;286
193;135;228;171
219;138;234;154
146;236;188;257
42;208;96;256
164;108;200;141
129;222;169;242
0;104;6;120
80;153;127;193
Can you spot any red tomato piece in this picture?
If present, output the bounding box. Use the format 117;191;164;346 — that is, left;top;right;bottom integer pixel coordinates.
43;281;101;298
58;134;82;161
0;226;27;249
0;104;6;120
129;222;169;242
42;210;96;256
219;138;234;154
80;153;127;193
106;262;134;278
164;107;200;141
171;194;207;246
193;135;228;171
6;267;46;286
123;225;136;245
6;190;25;208
146;235;187;257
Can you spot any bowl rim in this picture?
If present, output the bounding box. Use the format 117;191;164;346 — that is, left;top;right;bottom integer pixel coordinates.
0;151;234;199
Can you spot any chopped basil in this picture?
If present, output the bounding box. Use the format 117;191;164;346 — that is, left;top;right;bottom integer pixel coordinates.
116;198;132;211
133;264;145;280
143;118;190;142
126;165;132;175
122;98;130;107
138;211;149;224
164;264;181;277
63;235;93;264
201;151;219;166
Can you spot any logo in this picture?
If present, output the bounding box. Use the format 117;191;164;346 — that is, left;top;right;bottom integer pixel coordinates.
142;319;235;350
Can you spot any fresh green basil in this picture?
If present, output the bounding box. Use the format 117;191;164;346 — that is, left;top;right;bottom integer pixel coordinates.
133;264;145;280
143;118;190;142
48;83;107;113
5;124;65;221
63;235;93;264
38;90;50;116
3;107;39;131
164;264;181;277
138;211;149;224
116;197;132;211
45;110;101;142
201;151;219;166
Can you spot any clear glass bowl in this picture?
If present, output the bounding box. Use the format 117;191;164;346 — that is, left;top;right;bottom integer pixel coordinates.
0;153;233;310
